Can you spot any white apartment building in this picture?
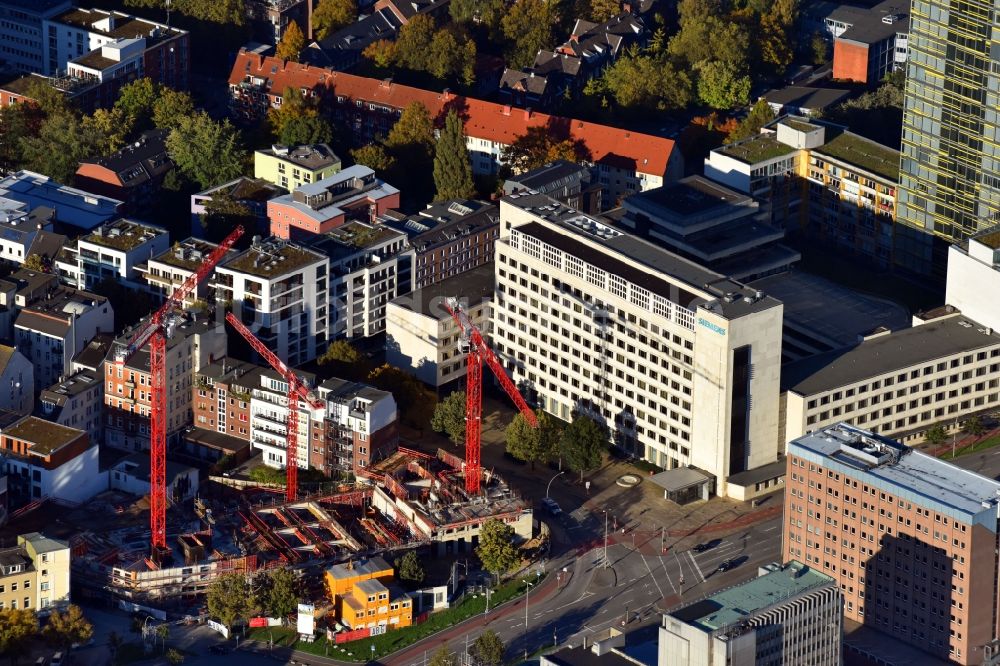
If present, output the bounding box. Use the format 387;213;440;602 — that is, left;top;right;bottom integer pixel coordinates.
105;315;227;451
38;368;102;444
385;266;492;389
138;237;231;306
660;561;842;666
0;0;73;73
215;237;328;366
308;221;409;340
57;219;169;291
250;369;325;471
946;227;1000;333
495;193;785;498
0;345;32;414
14;287;113;388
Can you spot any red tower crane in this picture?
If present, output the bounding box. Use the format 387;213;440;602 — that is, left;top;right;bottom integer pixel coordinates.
444;297;537;494
116;225;245;558
225;312;324;502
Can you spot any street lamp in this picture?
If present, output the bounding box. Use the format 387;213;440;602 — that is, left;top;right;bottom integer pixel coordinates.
523;577;536;662
602;509;610;569
545;471;565;499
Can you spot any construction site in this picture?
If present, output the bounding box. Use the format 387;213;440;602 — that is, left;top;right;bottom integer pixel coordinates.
42;444;533;608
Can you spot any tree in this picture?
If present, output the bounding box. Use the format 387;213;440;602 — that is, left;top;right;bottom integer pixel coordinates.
114;78;158;131
0;103;36;173
363;39;398;68
502;0;559;69
276;20;306;61
476;518;519;578
0;608;38;661
19;111;98;182
505;410;562;468
431;391;467;445
449;0;504;38
963;416;986;438
395;14;436;71
429;29;461;80
395;550;425;585
263;568;300;619
470;630;505;666
387;101;435;153
22;254;48;273
165;648;185;665
561;414;607;481
501;126;582;175
429;646;459;666
152;88;196;131
587;48;693;112
667;0;749;70
351;143;396;174
318;339;364;368
268;87;321;143
810;32;829;65
207;572;257;630
43;605;94;649
433;110;475;201
386;101;435;196
81;107;130;154
924;424;948;446
154;624;170;652
279;114;334;146
368;364;436;427
312;0;357;40
726;98;774;142
696;60;752;110
166;112;247;189
589;0;620;22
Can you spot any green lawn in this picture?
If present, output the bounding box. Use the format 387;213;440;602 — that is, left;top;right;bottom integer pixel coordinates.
249;572;547;662
939;434;1000;459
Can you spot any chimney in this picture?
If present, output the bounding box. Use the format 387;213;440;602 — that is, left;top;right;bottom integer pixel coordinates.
524;107;532;120
502;105;511;116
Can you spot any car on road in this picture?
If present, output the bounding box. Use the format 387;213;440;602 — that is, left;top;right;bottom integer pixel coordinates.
718;558;739;572
50;653;64;666
693;543;710;553
541;497;562;516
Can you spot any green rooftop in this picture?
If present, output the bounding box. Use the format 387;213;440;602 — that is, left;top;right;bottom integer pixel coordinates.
154;239;222;271
8;416;83;455
226;243;323;278
717;134;797;165
816;131;900;181
671;561;834;632
85;220;166;252
781;118;818;133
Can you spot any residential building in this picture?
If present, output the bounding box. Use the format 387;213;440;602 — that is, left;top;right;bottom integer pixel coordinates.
214;237;329;365
105;314;227;451
781;312;1000;445
43;7;189;89
386;265;492;389
339;578;412;631
26;230;68;272
245;0;311;45
0;346;33;414
761;87;851;117
14;287;113;389
0;198;55;267
109;452;198;502
945;226;1000;334
192;358;261;444
0;0;73;73
895;0;1000;267
0;268;60;342
499;15;645;109
56;218;169;291
248;366;324;471
189;177;283;239
0;532;70;613
784;423;1000;664
825;0;909;85
37;368;102;444
315;376;396;472
404;200;498;289
612;175;800;281
137;237;234;306
661;561;842;666
0;72;100;111
227;52;684;205
267;165;400;240
705;117;900;268
0;171;122;232
495;193;785;499
308;221;409;339
254;143;341;192
503;160;601;213
0;416;104;505
325;557;393;602
74;130;173;211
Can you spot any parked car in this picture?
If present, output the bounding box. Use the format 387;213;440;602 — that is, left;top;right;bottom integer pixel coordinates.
718;559;739;572
693;543;709;553
541;497;562;516
50;653;64;666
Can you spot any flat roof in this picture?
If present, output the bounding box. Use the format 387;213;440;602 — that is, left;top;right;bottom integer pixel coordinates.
182;427;253;455
0;171;121;230
790;423;1000;524
84;219;166;251
326;557;391;579
972;226;1000;250
716;134;797;165
649;467;713;492
506;159;590;192
19;532;68;554
389;264;494;319
257;144;340;171
151;237;223;271
815;130;900;181
783;314;1000;394
7;416;83;455
626;175;752;220
355;578;388;594
763;86;851;111
670;561;833;632
222;239;325;278
41;368;100;399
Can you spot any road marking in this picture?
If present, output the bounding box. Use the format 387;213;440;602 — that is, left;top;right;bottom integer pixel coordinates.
761;526;779;532
640;552;667;598
687;550;706;583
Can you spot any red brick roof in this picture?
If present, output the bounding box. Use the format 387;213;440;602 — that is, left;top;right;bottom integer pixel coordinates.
229;51;675;177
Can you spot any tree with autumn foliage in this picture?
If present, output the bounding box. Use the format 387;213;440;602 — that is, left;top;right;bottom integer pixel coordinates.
275;20;305;61
312;0;356;39
500;126;582;175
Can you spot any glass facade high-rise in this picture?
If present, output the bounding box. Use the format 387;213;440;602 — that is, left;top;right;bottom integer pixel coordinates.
896;0;1000;273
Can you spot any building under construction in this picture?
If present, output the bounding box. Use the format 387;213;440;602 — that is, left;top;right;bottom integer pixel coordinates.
64;446;532;606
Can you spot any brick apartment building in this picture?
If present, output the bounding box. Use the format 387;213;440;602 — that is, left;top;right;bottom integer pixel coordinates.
74;130;172;212
228;51;683;206
403;200;499;289
784;423;1000;664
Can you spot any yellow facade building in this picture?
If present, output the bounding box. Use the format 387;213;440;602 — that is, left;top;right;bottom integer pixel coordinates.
0;532;70;614
253;144;341;191
340;578;412;630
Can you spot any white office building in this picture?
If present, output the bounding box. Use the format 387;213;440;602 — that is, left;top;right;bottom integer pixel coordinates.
494;194;785;499
56;219;169;291
215;237;329;366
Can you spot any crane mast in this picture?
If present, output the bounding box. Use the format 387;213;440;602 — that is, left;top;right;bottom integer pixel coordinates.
444;298;537;494
224;312;323;501
114;226;244;558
